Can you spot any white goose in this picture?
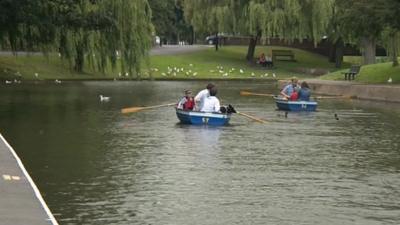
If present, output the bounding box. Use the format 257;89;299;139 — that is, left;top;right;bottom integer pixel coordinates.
99;95;110;102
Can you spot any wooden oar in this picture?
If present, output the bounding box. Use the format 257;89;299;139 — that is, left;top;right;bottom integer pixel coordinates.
236;111;267;123
240;91;276;97
121;103;176;114
313;95;356;100
242;90;356;100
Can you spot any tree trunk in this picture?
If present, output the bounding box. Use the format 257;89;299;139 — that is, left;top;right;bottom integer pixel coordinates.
214;32;219;51
361;36;376;65
190;26;195;45
328;41;336;63
390;33;399;67
335;38;344;68
246;30;261;61
74;46;84;72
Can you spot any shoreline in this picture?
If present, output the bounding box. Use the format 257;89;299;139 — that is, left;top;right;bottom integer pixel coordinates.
1;77;279;82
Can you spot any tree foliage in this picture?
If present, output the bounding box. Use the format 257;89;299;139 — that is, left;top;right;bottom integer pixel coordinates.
183;0;333;57
148;0;192;44
0;0;153;75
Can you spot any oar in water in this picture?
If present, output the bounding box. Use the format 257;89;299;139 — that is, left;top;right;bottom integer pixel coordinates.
241;90;356;100
224;104;267;123
313;95;357;100
236;111;267;123
121;103;176;114
240;91;276;97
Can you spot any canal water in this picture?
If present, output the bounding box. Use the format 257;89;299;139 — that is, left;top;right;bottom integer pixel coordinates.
0;81;400;225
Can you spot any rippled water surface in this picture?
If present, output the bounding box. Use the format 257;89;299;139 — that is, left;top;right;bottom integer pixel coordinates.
1;81;400;225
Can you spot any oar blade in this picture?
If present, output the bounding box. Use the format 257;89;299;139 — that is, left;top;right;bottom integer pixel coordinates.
240;91;252;96
121;107;143;114
240;91;276;97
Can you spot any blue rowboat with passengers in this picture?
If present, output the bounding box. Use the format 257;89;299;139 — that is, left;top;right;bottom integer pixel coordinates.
274;96;318;111
175;108;231;125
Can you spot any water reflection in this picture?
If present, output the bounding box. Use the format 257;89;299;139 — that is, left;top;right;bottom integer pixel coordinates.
0;81;399;225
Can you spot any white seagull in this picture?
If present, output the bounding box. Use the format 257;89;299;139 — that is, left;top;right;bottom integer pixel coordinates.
5;80;12;84
388;77;393;83
55;79;62;84
272;73;276;78
240;69;244;74
99;95;110;102
251;72;255;77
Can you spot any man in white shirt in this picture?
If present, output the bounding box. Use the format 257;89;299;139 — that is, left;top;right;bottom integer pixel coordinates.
194;83;214;111
200;86;220;113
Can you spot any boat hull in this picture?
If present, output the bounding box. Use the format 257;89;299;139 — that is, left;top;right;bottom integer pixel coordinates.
275;98;318;111
176;109;231;126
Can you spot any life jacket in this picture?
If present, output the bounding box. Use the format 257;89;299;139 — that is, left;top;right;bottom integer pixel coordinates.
183;97;194;110
290;92;299;101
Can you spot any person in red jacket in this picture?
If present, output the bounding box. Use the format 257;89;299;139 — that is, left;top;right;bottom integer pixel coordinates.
289;87;299;101
177;90;195;110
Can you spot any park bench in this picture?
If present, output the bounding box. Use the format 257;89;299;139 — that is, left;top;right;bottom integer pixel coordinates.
342;65;361;80
272;49;296;62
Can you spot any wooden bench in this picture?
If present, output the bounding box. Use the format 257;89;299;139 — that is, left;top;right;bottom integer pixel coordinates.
342;65;361;80
272;50;296;62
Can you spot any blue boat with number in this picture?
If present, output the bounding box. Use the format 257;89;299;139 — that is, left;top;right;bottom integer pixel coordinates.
274;96;318;111
175;108;231;126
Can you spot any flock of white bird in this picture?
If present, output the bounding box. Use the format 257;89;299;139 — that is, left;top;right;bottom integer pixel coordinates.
149;64;279;79
4;72;63;84
1;69;395;104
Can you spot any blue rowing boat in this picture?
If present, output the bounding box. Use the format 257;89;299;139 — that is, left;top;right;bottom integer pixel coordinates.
274;96;318;111
175;108;231;125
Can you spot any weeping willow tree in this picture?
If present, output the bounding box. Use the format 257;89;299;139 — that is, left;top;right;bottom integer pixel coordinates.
183;0;333;59
382;30;400;67
0;0;153;76
183;0;233;51
377;0;400;67
0;0;57;52
243;0;333;60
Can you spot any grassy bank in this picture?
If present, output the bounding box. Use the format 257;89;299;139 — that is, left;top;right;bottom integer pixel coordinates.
0;46;341;81
321;61;400;84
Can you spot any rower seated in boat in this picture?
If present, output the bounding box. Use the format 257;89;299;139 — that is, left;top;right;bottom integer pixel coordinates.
200;86;221;113
298;81;311;101
194;83;215;111
280;77;299;99
177;89;195;110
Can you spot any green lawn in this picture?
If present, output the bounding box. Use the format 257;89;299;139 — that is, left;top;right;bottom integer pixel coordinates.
0;46;341;81
147;46;341;80
321;58;400;84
